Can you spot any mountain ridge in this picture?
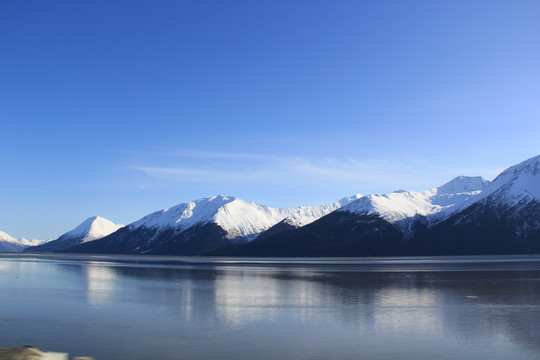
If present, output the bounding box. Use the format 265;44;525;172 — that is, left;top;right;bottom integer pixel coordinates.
63;195;363;255
339;175;490;235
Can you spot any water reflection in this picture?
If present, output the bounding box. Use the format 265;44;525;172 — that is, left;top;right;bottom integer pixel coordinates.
84;265;118;305
78;262;540;350
1;256;540;360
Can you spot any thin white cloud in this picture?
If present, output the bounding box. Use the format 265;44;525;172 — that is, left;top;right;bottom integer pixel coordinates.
129;152;500;194
131;166;266;182
127;148;285;162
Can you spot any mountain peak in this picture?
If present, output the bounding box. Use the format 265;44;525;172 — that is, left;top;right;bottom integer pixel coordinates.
337;194;364;206
436;176;490;195
63;216;123;243
137;195;239;230
24;216;124;253
507;155;540;177
477;154;540;205
0;230;18;244
0;230;26;251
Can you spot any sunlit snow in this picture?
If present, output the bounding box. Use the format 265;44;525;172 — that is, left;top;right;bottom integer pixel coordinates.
340;176;490;230
0;231;47;251
127;195;362;241
62;216;125;243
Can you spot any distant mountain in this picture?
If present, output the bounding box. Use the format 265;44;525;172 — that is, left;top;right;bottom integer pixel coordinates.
25;216;123;252
0;231;27;251
18;238;49;247
0;231;48;252
218;176;491;256
63;195;361;255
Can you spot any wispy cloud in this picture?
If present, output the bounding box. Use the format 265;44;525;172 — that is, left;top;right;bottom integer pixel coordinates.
131;154;401;183
125;148;285;162
128;151;499;195
131;166;267;182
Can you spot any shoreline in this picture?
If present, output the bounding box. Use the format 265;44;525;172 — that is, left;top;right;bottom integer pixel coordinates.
3;252;540;271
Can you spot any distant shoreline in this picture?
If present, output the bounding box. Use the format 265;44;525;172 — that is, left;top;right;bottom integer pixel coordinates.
4;252;540;272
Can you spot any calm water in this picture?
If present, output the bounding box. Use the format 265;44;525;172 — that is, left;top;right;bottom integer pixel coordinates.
1;254;540;360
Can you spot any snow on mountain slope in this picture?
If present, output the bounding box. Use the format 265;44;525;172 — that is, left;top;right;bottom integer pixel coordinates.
0;231;19;245
340;176;490;231
128;194;367;241
130;195;235;231
473;155;540;206
129;195;301;241
282;194;363;228
213;198;297;240
0;231;46;251
18;238;49;247
63;216;125;243
436;176;490;194
25;216;124;253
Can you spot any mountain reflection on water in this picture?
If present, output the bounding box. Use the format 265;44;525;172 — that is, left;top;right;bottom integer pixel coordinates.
1;254;540;360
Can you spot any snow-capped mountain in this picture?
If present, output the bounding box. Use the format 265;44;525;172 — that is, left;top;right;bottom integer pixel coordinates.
63;195;363;255
0;231;48;252
59;216;124;243
340;176;489;234
474;155;540;206
228;155;540;257
223;176;491;256
0;231;26;252
25;216;123;252
128;195;298;242
412;155;540;255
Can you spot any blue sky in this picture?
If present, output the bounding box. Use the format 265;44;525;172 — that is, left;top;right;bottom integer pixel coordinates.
1;0;539;239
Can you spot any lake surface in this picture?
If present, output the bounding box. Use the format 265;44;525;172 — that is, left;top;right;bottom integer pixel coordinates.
1;253;540;360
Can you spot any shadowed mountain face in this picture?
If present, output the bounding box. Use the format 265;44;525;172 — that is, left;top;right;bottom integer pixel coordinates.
212;212;405;257
408;199;540;255
253;220;298;241
211;200;540;257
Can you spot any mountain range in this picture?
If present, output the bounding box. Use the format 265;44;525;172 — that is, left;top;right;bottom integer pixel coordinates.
0;231;47;252
18;154;540;257
56;194;362;255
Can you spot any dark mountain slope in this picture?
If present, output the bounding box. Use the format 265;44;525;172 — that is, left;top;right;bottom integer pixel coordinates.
216;211;404;257
410;199;540;255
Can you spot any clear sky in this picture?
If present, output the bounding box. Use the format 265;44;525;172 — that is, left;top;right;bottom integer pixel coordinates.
1;0;539;240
